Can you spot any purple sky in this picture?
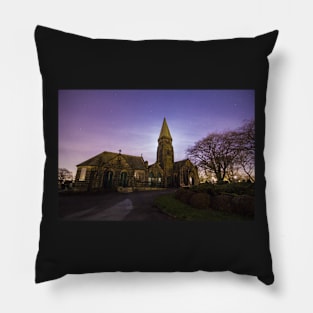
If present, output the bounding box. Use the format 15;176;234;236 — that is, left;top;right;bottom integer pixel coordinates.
59;90;254;175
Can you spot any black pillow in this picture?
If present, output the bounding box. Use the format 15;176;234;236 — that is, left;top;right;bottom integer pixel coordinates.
35;25;278;285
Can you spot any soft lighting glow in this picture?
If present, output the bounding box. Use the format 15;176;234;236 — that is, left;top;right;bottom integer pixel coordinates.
58;90;254;175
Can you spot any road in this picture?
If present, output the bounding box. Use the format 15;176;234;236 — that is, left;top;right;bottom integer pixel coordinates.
59;189;176;221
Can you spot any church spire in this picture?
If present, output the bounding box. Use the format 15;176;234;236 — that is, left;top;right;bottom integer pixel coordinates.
157;118;174;187
158;117;172;141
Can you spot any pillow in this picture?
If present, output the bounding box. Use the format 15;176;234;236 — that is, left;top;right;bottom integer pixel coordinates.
35;25;278;285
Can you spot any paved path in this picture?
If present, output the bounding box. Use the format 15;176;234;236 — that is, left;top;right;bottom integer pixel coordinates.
59;190;175;221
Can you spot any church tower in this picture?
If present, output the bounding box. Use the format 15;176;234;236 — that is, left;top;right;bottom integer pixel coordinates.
157;117;174;187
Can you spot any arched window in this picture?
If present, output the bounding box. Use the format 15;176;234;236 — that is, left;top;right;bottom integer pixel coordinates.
79;168;87;181
103;170;114;188
157;172;162;183
120;171;128;187
189;175;195;185
183;170;189;185
148;172;154;186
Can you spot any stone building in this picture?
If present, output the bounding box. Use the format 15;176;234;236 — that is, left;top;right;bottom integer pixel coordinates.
74;118;199;191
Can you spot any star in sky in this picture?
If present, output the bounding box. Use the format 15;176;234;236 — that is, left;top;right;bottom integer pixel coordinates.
58;89;254;175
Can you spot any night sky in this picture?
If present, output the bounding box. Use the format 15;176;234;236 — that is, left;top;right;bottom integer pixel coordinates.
59;90;254;175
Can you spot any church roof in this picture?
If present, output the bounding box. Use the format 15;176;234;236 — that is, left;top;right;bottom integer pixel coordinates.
158;117;172;140
123;154;147;169
77;151;146;170
148;162;163;170
174;159;190;170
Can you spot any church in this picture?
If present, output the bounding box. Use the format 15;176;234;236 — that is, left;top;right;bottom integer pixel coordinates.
74;118;199;191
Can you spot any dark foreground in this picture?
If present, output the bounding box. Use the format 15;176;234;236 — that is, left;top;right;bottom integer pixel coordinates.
59;189;176;221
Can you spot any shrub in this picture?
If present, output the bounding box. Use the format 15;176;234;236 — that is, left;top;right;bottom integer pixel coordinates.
189;193;211;210
192;182;254;196
174;188;186;199
175;189;194;204
211;194;233;212
191;182;217;195
154;194;250;221
215;182;255;196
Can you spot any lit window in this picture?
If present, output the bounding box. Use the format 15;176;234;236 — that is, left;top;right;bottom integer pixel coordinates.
79;168;87;181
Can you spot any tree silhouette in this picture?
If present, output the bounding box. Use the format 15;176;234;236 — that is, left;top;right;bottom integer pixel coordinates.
187;120;255;183
58;168;74;182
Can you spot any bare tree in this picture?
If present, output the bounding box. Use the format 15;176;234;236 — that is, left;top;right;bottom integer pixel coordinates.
187;120;255;183
187;131;238;183
58;168;74;182
233;120;255;182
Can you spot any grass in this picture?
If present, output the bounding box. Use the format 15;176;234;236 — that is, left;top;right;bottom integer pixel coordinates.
153;193;252;221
